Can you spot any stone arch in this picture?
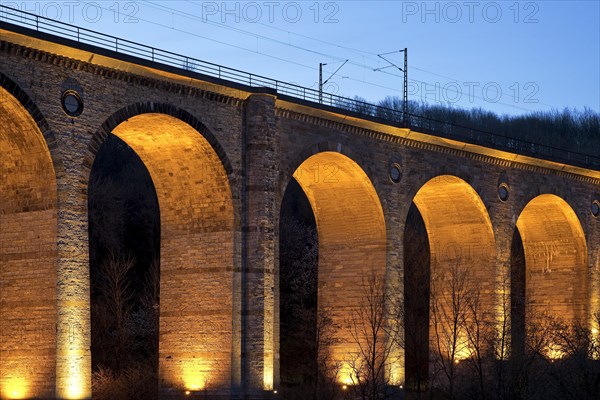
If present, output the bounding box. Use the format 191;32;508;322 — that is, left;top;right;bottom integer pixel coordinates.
88;109;235;393
0;81;59;399
412;175;496;280
282;151;387;385
280;141;359;196
287;142;356;170
403;168;486;209
0;72;60;160
85;102;233;180
404;175;496;384
513;194;588;358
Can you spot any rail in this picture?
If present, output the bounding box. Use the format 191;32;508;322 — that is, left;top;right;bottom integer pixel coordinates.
0;5;598;169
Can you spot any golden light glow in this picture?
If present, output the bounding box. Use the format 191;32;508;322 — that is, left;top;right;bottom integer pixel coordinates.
454;347;472;361
56;317;91;400
263;367;274;391
451;335;473;361
516;195;588;328
591;326;600;360
264;307;274;391
112;113;234;391
181;359;211;391
2;376;29;399
56;368;86;399
545;343;565;361
1;88;59;400
413;176;496;267
293;152;387;387
56;361;88;399
388;362;404;386
66;377;86;399
337;363;356;386
413;176;496;369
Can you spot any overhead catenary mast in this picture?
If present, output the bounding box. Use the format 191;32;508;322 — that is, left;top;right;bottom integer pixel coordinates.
319;59;348;104
374;48;408;126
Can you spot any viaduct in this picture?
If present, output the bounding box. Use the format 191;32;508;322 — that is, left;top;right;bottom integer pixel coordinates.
0;7;599;399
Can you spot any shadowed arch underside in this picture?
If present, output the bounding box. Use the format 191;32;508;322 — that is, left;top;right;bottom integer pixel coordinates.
411;176;496;362
515;195;588;330
291;151;387;384
0;87;58;399
110;113;234;392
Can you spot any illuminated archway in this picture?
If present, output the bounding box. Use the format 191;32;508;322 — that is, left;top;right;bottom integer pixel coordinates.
283;151;387;385
405;175;496;385
88;134;161;383
513;194;588;359
91;112;235;392
0;86;58;399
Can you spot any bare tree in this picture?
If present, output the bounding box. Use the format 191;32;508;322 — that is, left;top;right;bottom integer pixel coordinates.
543;313;600;400
462;281;495;400
127;256;160;370
280;217;340;399
491;273;511;400
509;309;559;400
430;261;473;400
335;96;375;116
314;307;342;400
346;272;396;400
399;204;431;397
89;134;161;399
105;251;135;331
386;266;429;398
101;251;135;363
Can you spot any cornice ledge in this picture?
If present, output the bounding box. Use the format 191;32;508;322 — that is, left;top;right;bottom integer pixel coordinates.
275;106;600;185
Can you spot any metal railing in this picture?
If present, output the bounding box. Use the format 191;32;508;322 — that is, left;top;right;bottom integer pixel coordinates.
0;5;598;169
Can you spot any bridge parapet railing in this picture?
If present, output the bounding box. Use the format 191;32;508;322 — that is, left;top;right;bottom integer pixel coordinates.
0;5;598;170
407;114;599;168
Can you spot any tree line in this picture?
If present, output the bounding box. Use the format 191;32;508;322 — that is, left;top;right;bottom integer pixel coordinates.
338;96;600;159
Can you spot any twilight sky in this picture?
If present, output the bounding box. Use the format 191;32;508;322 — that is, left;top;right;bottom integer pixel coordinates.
4;0;599;116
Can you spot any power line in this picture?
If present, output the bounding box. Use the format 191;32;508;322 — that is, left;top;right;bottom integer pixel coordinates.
81;2;322;71
78;1;548;112
78;1;409;96
143;1;351;63
183;0;379;60
150;1;557;111
99;2;543;112
182;0;556;109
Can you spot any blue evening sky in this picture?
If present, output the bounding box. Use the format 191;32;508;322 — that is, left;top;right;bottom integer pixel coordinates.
3;1;599;116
